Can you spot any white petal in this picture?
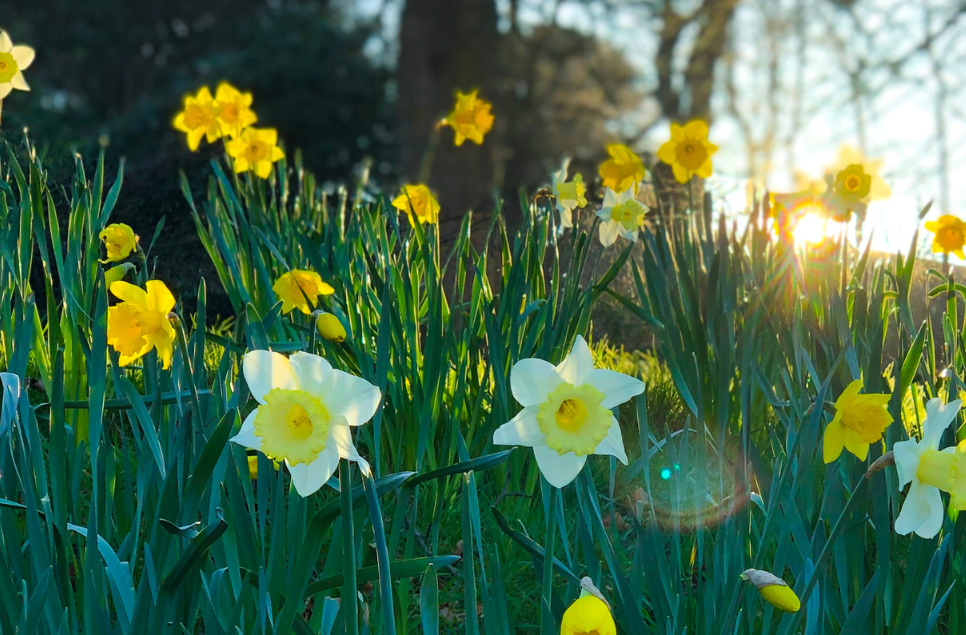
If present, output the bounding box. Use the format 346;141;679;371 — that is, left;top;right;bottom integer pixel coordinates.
922;398;961;448
10;71;28;91
229;410;263;451
11;46;34;70
586;369;645;409
510;358;562;407
328;422;365;461
556;336;595;385
493;407;543;447
288;447;340;497
596;206;613;222
595;416;628;464
620;227;639;243
243;350;296;404
602;188;619;207
0;32;11;52
288;351;333;393
598;221;619;247
916;485;946;539
321;369;381;426
559;207;573;228
0;83;12;99
533;445;587;488
895;479;941;537
892;438;921;488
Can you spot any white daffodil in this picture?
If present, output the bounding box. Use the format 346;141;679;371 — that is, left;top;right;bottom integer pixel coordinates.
893;397;962;538
493;336;644;488
0;31;34;99
231;350;381;496
552;162;587;229
596;188;647;247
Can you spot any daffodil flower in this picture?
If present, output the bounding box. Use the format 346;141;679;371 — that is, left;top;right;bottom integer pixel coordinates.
552;163;587;229
225;127;285;179
493;336;644;488
0;30;34;99
656;120;718;184
925;215;966;260
893;397;962;538
598;143;646;194
98;223;139;263
597;188;648;247
214;82;257;138
107;280;177;369
822;379;893;463
230;350;381;496
273;270;335;315
741;569;801;613
915;442;966;514
443;90;494;146
392;184;440;225
173;86;223;151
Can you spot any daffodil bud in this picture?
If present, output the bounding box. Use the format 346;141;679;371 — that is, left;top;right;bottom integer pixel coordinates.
740;569;801;613
315;311;346;342
561;580;616;635
103;262;135;286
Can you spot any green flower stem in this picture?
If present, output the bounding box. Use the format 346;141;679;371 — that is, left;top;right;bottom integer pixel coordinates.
541;483;560;635
341;460;359;634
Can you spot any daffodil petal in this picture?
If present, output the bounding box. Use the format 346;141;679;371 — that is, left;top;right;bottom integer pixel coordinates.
892;438;920;488
493;407;542;447
915;483;945;538
288;446;340;497
0;83;11;99
532;444;587;488
230;410;263;451
823;419;845;463
287;351;333;393
0;32;11;52
594;415;628;464
556;336;595;386
11;46;34;70
146;280;176;314
243;350;297;404
922;397;961;447
586;369;645;409
510;358;563;408
322;369;381;426
109;281;150;309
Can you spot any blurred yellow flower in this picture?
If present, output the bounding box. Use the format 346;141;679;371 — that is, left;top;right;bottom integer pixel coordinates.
833;164;872;202
316;312;347;342
827;145;890;200
823;379;893;463
173;86;223;151
656;120;717;184
598;144;646;194
273;270;335;315
226;128;285;179
0;30;34;99
443;90;494;146
925;215;966;259
98;223;139;263
107;280;177;369
552;163;587;229
560;595;616;635
214;82;257;138
741;569;800;613
597;188;647;247
392;184;440;225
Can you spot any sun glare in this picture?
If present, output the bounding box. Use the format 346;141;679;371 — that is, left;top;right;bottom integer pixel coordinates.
792;209;844;247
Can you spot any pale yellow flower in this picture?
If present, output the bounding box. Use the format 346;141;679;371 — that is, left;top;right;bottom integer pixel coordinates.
0;30;34;99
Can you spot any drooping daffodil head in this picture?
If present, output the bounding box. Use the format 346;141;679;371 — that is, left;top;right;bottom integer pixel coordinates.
98;223;139;263
552;162;587;229
597;188;648;247
492;335;644;488
822;379;893;463
230;350;381;496
893;397;962;538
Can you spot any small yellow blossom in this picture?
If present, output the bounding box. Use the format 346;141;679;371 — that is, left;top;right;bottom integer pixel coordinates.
214;82;257;138
552;163;587;228
598;144;646;194
107;280;177;369
822;379;893;463
173;86;223;151
0;30;34;99
561;595;616;635
316;312;347;342
392;184;440;225
443;90;494;146
273;270;335;315
656;120;718;184
925;215;966;259
741;569;800;613
833;164;872;202
98;223;139;263
226;128;285;179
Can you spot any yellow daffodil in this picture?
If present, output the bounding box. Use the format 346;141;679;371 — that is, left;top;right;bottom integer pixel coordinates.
107;280;177;369
214;82;257;138
316;312;347;342
560;595;616;635
894;398;962;538
273;270;335;315
656;120;718;184
443;90;494;146
917;442;966;511
0;30;34;99
98;223;139;263
230;350;381;496
493;336;644;487
173;86;223;151
392;184;440;225
741;569;800;613
104;263;136;287
598;144;646;194
925;215;966;259
225;127;284;179
597;188;647;247
833;164;872;203
822;379;893;463
826;145;891;199
552;162;587;229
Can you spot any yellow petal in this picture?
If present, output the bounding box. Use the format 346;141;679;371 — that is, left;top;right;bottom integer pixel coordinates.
823;419;845;463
